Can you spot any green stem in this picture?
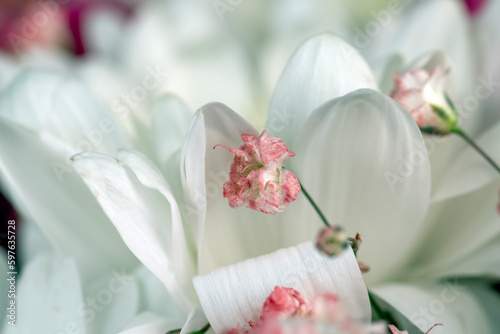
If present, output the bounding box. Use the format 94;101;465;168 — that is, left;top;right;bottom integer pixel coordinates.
452;127;500;174
192;324;210;334
298;180;331;227
167;324;210;334
368;291;399;326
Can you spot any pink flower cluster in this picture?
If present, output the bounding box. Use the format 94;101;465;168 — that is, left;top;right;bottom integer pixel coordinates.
215;130;301;215
226;287;371;334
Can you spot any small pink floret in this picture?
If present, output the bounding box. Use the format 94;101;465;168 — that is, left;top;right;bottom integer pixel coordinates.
215;130;301;215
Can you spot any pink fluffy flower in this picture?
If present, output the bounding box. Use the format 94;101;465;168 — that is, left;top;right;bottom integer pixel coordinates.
215;130;301;215
259;287;312;321
391;66;458;135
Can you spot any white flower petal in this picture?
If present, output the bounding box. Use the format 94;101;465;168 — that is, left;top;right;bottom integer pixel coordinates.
290;89;431;284
81;8;124;59
0;118;136;281
0;69;130;155
18;219;53;265
119;317;181;334
84;269;140;334
432;121;500;202
134;265;185;320
3;256;85;334
0;51;17;90
150;94;193;168
194;242;370;333
437;233;500;278
372;281;500;334
409;180;500;279
118;149;196;288
0;69;63;129
72;151;196;315
266;33;378;146
180;307;209;334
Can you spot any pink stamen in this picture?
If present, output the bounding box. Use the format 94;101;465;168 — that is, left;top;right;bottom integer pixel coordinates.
425;323;443;334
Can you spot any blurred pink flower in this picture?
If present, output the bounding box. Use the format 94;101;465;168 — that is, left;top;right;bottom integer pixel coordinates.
0;0;134;55
463;0;488;16
227;287;382;334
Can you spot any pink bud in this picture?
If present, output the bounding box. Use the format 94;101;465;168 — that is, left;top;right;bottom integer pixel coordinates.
391;67;458;135
215;130;301;215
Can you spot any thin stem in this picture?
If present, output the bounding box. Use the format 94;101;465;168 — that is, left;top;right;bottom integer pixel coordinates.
452;127;500;174
298;180;330;227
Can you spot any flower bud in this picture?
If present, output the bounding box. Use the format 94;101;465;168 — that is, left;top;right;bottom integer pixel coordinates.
391;66;458;135
215;130;301;215
315;226;350;256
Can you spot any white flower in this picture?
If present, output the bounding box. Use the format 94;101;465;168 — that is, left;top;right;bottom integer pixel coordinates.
69;33;500;333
